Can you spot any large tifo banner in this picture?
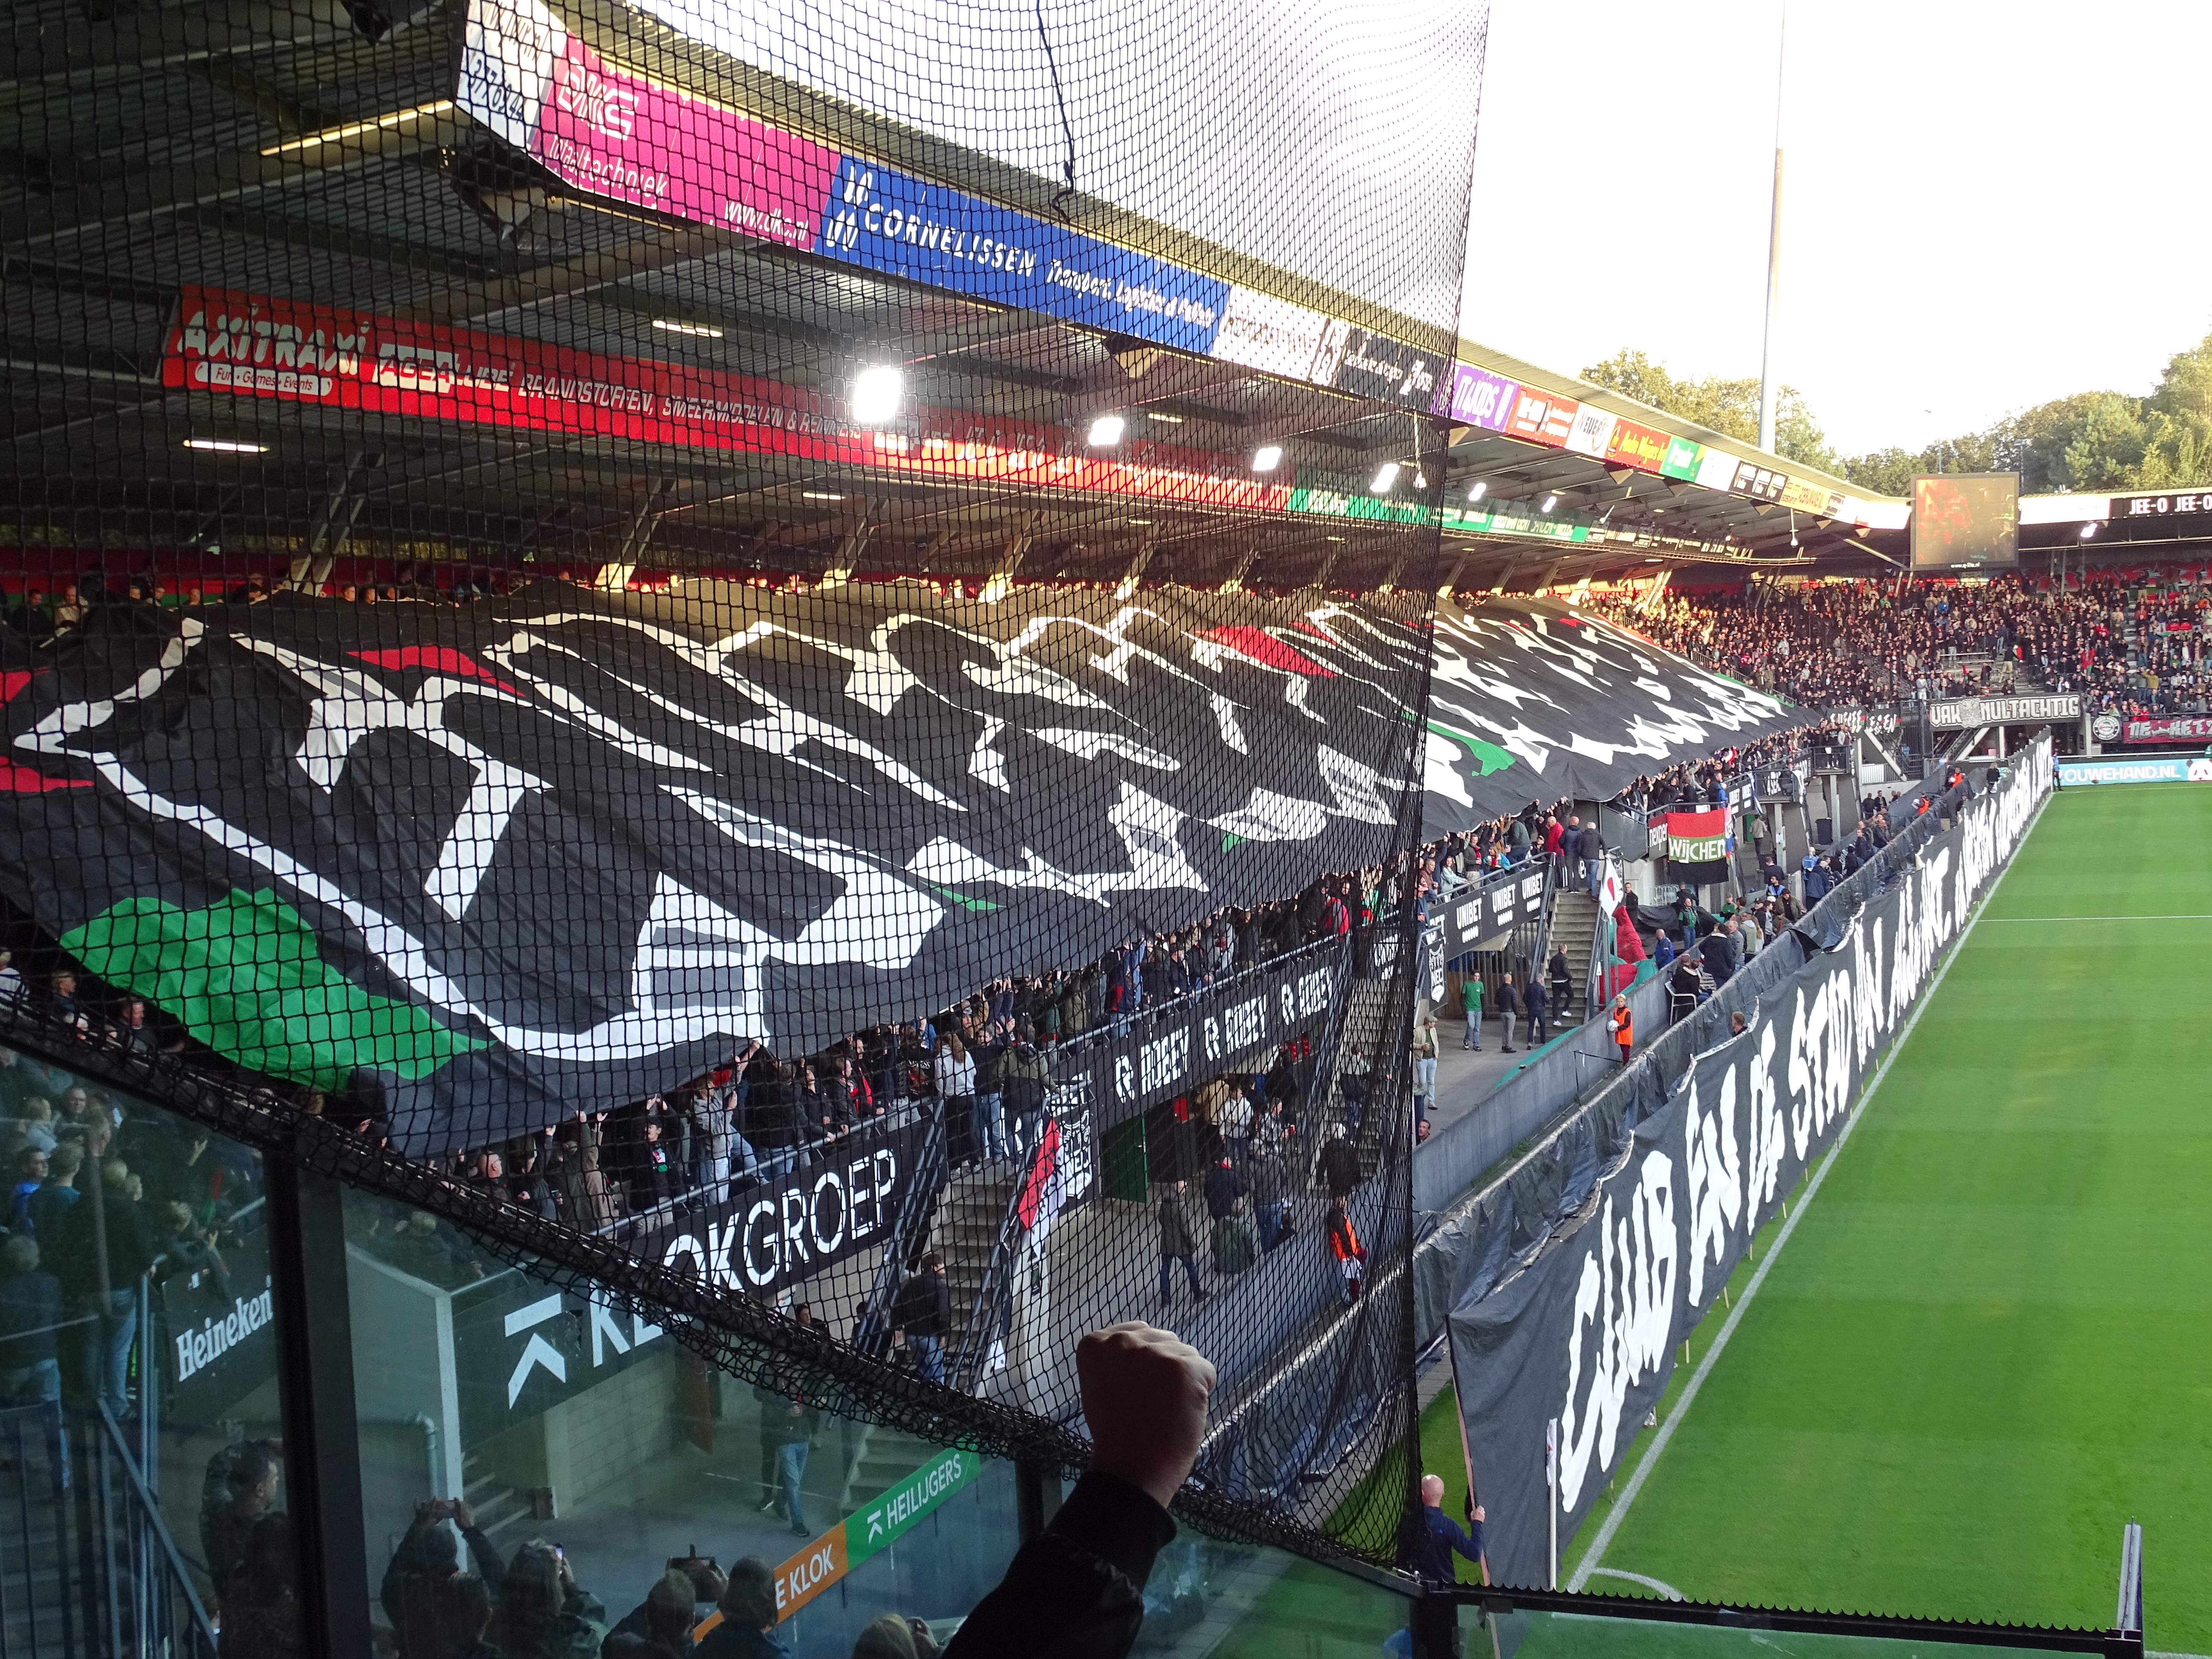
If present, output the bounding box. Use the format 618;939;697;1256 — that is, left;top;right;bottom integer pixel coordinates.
1448;739;2052;1589
0;584;1784;1155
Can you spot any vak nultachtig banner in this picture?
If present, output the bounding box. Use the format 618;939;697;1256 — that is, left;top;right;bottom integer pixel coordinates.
1449;739;2052;1589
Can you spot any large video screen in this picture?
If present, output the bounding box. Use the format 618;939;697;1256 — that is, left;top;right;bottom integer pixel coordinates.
1912;473;2020;571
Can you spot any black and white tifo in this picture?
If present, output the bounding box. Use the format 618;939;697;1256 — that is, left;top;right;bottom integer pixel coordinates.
0;581;1789;1150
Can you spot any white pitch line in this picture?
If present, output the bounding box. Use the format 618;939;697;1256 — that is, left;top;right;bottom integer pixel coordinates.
1568;788;2053;1592
1977;914;2212;923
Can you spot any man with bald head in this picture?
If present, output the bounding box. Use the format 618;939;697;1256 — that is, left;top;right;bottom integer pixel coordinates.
1399;1473;1487;1656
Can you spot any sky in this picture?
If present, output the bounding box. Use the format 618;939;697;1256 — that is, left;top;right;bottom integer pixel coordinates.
1460;0;2212;458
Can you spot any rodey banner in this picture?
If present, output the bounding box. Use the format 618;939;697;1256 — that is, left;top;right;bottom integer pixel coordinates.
1448;738;2052;1589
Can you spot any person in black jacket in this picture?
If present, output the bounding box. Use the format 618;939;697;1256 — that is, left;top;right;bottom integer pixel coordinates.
381;1500;506;1659
1494;975;1521;1054
891;1254;950;1384
944;1322;1213;1659
56;1158;157;1417
1524;977;1549;1047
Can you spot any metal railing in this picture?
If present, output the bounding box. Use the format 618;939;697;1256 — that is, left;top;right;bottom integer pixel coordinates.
0;1399;216;1659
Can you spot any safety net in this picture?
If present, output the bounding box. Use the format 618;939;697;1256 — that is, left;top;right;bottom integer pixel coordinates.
0;0;1510;1568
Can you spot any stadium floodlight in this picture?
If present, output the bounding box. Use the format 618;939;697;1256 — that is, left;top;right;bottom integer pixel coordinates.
1541;494;1558;513
801;492;844;501
652;318;723;339
850;364;905;426
1251;445;1284;473
1468;480;1487;502
1414;471;1428;490
183;437;267;454
2079;523;2098;540
1146;411;1185;425
1087;414;1127;447
1370;462;1401;494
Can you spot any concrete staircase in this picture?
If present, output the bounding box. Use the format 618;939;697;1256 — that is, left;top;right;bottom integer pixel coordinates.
1547;888;1599;1026
932;1166;1019;1381
838;1422;944;1511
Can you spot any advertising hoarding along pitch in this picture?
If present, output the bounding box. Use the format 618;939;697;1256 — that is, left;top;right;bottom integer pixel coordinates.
2058;757;2212;786
162;287;1291;512
2123;716;2212;744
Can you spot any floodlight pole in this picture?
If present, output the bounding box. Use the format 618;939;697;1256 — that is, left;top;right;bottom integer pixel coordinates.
1756;2;1788;454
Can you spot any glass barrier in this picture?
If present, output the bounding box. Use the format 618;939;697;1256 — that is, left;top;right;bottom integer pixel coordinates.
341;1176;1419;1656
0;1038;293;1648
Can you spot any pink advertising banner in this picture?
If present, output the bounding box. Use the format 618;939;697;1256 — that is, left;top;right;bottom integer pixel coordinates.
460;0;838;248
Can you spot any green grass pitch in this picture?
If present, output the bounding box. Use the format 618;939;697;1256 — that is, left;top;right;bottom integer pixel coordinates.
1522;780;2212;1650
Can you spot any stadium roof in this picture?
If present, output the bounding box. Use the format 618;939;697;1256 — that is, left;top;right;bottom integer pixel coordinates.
9;0;2195;592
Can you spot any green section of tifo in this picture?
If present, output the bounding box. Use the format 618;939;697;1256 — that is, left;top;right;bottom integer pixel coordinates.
61;888;486;1090
1560;782;2212;1650
1420;715;1519;777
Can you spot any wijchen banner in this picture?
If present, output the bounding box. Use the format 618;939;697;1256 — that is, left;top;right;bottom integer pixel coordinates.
1661;807;1729;886
0;584;1791;1155
1447;739;2052;1589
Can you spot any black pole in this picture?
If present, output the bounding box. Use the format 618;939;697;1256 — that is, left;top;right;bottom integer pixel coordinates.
267;1158;373;1658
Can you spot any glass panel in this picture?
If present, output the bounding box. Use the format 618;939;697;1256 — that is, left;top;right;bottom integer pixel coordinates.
340;1179;1420;1656
1493;1608;2094;1658
0;1039;291;1646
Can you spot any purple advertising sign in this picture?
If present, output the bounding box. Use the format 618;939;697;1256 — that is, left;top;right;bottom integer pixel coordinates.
1432;363;1523;431
460;0;838;249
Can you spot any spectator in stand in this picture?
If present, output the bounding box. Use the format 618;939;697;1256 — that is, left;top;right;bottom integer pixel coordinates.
58;1158;157;1418
1318;1125;1360;1200
218;1515;300;1659
1412;1018;1439;1129
1336;1044;1372;1134
0;1235;66;1489
932;1036;976;1167
381;1500;506;1659
493;1540;605;1659
8;1146;46;1229
1155;1179;1208;1310
1495;974;1521;1055
692;1557;784;1659
1528;970;1557;1047
202;1440;285;1601
1325;1196;1366;1304
1249;1117;1295;1254
890;1252;950;1384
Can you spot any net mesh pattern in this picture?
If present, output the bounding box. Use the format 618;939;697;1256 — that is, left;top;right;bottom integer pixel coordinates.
0;0;1488;1566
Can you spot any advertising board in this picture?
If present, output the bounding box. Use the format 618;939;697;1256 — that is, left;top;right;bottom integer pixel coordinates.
2057;757;2212;786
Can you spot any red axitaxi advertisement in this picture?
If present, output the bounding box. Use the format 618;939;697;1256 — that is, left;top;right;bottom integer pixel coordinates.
2122;716;2212;744
161;287;1292;512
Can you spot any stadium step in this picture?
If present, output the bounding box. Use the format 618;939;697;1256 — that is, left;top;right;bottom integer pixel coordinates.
460;1449;536;1544
1549;888;1599;1022
838;1423;944;1511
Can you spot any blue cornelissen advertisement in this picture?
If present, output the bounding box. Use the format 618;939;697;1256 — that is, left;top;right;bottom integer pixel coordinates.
815;158;1231;358
2057;756;2212;786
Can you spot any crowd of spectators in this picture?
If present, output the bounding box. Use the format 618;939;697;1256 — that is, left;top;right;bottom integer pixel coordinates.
1585;570;2212;716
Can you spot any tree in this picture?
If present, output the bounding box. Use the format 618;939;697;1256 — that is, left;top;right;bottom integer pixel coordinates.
1580;352;1836;472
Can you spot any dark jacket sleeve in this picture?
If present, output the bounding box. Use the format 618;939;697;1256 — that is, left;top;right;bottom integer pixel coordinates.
943;1472;1175;1659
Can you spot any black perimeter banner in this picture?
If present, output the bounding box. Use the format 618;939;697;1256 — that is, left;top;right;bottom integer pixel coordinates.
1448;741;2051;1589
0;582;1791;1153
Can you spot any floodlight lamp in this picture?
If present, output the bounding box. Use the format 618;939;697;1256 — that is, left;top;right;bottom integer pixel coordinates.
1467;480;1487;502
1087;414;1127;447
1370;462;1401;494
1540;494;1558;513
183;437;268;454
2079;523;2098;540
1413;471;1429;490
850;364;905;425
1252;445;1284;473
